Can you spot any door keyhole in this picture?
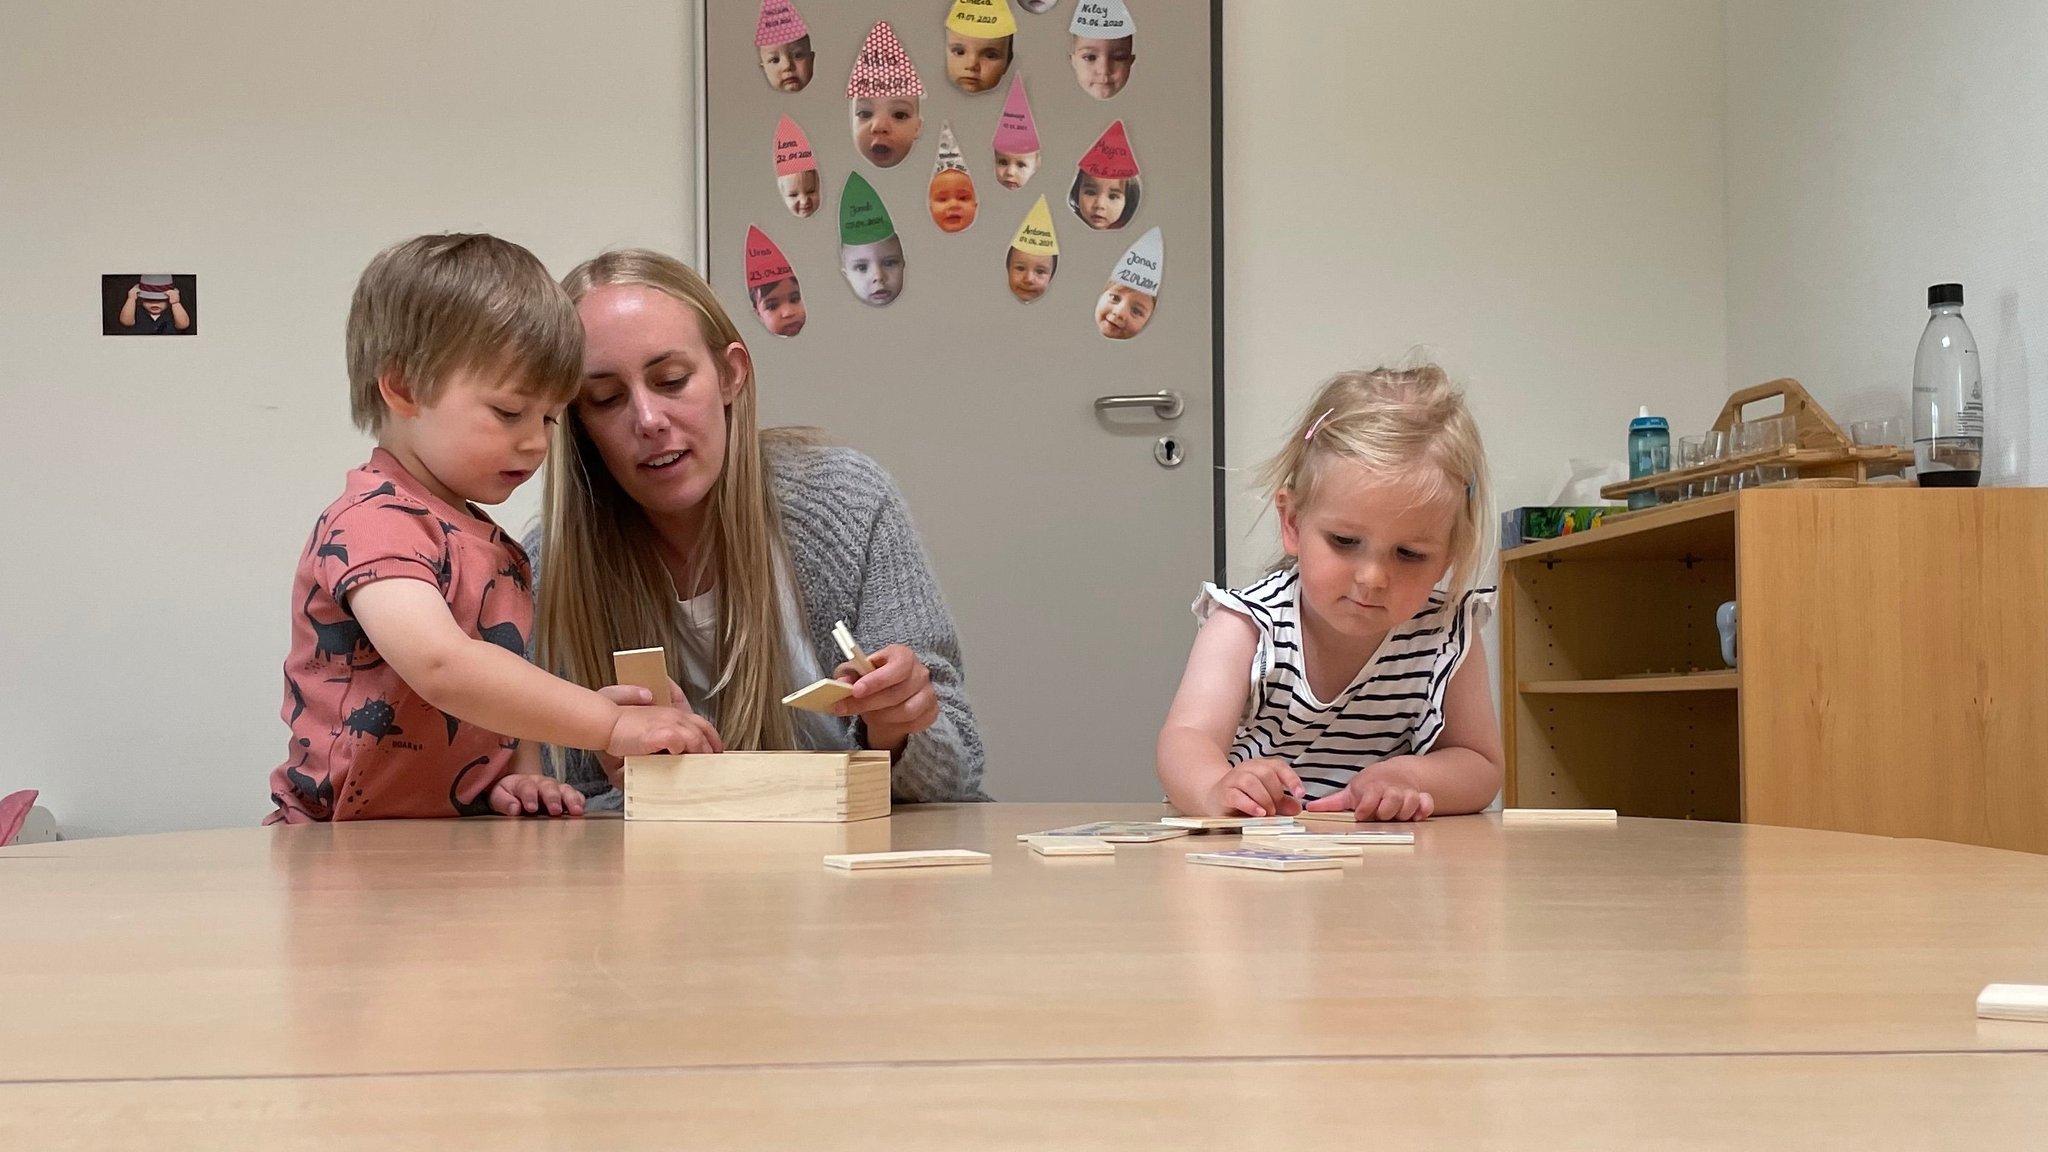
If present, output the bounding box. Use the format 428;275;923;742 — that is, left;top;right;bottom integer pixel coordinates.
1155;437;1183;468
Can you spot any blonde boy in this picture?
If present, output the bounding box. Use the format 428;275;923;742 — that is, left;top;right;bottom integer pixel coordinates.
269;233;713;824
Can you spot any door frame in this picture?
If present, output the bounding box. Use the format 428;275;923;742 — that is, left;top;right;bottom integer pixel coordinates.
689;0;1227;581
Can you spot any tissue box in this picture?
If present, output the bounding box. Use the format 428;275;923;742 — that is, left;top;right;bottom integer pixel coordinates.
1501;506;1624;549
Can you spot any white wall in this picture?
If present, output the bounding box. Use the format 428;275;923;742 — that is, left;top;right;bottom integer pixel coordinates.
0;1;693;837
1725;0;2047;484
3;0;1730;837
1222;0;1731;583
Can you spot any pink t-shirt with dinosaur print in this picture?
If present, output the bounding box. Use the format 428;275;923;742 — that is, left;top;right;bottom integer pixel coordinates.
267;449;533;823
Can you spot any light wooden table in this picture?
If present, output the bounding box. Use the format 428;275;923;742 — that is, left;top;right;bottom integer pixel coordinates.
6;804;2048;1149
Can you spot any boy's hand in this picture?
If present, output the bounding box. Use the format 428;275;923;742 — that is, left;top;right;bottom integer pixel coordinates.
596;684;654;790
1205;758;1303;818
605;703;723;761
490;773;586;818
126;283;141;299
1304;757;1435;822
592;681;705;786
164;287;181;304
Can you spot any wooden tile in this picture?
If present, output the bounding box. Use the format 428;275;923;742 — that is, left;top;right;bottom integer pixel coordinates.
824;850;992;871
612;647;672;706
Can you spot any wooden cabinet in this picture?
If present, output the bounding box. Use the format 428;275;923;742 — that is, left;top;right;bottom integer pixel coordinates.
1501;488;2048;853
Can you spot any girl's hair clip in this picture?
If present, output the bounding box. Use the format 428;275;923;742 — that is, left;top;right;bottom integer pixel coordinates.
1304;408;1336;442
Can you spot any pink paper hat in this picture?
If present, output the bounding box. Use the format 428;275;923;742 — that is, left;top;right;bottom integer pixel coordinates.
773;116;817;176
744;226;795;290
755;0;809;48
993;75;1041;154
1078;120;1139;179
847;21;924;100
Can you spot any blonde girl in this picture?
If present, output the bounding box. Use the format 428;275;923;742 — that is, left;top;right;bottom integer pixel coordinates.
1157;364;1501;822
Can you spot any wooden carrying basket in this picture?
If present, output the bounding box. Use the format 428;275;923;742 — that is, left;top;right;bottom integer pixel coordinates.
1602;379;1912;501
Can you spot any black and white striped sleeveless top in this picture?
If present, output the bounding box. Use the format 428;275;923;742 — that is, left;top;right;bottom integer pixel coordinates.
1195;568;1496;800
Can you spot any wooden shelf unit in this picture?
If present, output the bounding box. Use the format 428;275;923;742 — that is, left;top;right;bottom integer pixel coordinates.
1520;671;1741;695
1500;487;2048;854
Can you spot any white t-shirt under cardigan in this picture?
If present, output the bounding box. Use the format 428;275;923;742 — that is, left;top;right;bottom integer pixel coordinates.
1194;568;1496;800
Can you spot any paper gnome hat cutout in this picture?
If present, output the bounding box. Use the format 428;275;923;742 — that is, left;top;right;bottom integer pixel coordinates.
1069;0;1135;37
773;116;816;175
840;172;897;245
848;20;924;99
756;0;809;46
744;226;795;289
947;0;1019;39
993;75;1041;154
1078;120;1139;179
1110;226;1162;294
1011;196;1059;257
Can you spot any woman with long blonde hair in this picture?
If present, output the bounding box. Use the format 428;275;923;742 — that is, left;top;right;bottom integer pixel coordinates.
527;249;984;804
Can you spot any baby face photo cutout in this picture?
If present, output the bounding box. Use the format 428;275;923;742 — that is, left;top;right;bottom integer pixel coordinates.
944;0;1018;95
1018;0;1060;11
1071;120;1141;231
1069;0;1136;100
756;0;816;93
927;123;978;234
848;21;925;169
1005;197;1059;304
744;226;806;339
1096;227;1161;340
772;116;821;219
992;75;1042;191
840;173;907;307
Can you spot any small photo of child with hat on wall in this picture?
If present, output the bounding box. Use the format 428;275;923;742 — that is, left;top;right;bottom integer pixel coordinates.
104;274;196;335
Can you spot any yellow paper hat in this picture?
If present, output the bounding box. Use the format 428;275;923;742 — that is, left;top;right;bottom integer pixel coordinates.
1010;196;1059;257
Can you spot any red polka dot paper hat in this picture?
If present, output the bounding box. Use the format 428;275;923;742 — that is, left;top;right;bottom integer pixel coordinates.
847;21;924;100
755;0;809;48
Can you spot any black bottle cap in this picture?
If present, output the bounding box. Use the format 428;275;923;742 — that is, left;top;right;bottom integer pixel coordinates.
1929;283;1964;307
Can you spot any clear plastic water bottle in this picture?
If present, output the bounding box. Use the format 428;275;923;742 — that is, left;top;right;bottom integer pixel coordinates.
1626;407;1670;510
1912;283;1984;487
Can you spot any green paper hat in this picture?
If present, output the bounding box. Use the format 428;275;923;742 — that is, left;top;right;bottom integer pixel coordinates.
839;172;897;245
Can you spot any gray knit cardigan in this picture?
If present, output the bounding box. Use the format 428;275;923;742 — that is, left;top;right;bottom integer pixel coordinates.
525;441;989;805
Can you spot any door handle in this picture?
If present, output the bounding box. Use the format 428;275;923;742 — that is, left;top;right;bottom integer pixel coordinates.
1093;390;1184;420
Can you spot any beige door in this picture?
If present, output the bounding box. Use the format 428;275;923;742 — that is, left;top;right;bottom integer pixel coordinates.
700;0;1217;800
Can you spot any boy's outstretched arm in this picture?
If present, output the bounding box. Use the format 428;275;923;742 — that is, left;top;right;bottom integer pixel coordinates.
1304;632;1504;821
1157;610;1301;817
348;577;715;758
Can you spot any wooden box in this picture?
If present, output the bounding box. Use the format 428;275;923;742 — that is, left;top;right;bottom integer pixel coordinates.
623;751;892;823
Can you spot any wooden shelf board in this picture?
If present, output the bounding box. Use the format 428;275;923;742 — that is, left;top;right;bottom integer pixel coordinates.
1502;494;1736;564
1601;446;1913;499
1521;671;1740;695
